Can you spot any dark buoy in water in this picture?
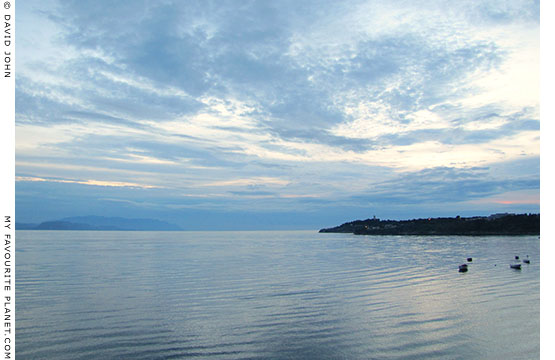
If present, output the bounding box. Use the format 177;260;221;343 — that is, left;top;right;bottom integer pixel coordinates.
515;255;519;260
510;264;522;270
523;255;530;264
467;257;473;262
459;264;468;272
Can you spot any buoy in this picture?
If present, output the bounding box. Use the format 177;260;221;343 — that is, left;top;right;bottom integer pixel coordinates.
510;264;521;270
459;264;468;272
515;256;519;260
467;257;473;262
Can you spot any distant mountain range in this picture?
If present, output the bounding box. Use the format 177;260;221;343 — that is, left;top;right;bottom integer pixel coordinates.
16;216;182;231
319;213;540;236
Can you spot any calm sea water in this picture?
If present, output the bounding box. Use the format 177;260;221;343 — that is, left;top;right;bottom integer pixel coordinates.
16;230;539;359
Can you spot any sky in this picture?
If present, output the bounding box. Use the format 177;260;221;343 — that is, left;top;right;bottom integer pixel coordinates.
15;0;540;230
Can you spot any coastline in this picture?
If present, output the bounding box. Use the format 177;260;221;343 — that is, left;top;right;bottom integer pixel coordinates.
319;213;540;236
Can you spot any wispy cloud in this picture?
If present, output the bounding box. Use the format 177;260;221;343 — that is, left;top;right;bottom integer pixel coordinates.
468;190;540;205
201;177;290;187
16;176;160;189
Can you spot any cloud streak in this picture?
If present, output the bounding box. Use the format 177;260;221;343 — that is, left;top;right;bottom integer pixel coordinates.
16;176;160;189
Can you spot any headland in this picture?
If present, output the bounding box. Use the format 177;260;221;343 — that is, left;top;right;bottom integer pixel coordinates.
319;213;540;236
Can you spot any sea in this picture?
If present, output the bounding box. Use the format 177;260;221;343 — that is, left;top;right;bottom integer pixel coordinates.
16;230;540;359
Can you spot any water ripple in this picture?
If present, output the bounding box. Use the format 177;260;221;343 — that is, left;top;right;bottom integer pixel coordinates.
16;231;539;359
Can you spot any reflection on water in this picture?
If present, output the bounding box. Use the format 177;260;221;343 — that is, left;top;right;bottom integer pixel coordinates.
16;231;539;359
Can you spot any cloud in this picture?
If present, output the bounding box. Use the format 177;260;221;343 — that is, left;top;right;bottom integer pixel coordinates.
471;190;540;205
345;163;539;209
16;176;160;189
15;0;540;227
201;177;290;187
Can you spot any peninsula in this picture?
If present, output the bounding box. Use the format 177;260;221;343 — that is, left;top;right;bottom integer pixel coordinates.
319;213;540;236
15;216;182;231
